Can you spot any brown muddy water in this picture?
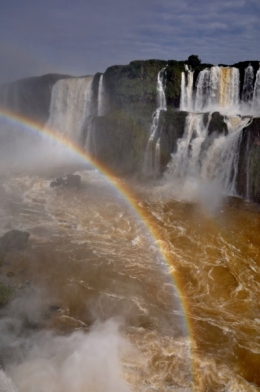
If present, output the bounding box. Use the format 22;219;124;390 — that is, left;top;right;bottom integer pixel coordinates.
0;168;260;392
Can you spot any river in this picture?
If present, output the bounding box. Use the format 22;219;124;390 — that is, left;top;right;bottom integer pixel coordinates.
0;165;259;392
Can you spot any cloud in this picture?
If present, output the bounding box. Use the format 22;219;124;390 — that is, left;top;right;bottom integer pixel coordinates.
0;0;259;83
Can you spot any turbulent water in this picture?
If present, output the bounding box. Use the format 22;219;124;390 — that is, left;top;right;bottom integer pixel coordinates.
0;166;191;392
0;164;260;391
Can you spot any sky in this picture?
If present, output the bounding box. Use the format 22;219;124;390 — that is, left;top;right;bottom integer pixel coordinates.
0;0;259;84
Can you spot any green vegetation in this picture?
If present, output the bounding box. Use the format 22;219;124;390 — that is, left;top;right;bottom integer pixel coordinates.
186;54;202;68
0;283;13;307
104;60;167;115
93;110;148;174
165;60;185;107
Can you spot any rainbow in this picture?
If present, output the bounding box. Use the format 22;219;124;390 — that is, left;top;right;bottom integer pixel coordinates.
0;107;196;387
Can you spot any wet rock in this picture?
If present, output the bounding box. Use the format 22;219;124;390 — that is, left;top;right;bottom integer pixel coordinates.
66;174;81;188
0;230;30;252
50;174;81;188
50;177;66;187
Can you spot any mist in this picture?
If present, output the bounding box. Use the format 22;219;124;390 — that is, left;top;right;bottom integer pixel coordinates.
0;119;87;176
152;174;224;216
0;291;134;392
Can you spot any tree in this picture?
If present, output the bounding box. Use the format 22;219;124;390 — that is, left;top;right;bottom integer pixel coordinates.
187;55;201;68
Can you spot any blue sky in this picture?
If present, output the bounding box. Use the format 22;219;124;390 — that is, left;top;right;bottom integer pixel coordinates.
0;0;259;84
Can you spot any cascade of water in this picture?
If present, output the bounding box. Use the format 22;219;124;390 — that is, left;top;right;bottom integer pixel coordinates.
194;67;240;113
219;67;240;110
252;67;260;113
242;65;254;105
168;113;208;178
97;74;106;116
45;77;93;144
85;116;97;155
142;109;161;176
142;68;167;177
155;138;161;176
245;131;251;200
167;111;252;195
180;72;186;111
166;63;258;198
202;116;252;195
194;68;211;111
180;66;194;111
86;74;108;154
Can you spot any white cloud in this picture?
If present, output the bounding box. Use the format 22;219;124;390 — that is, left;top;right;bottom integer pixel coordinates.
0;0;259;83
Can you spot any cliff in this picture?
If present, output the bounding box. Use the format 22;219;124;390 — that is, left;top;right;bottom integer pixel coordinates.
0;73;72;124
0;59;259;203
237;117;260;203
90;59;187;173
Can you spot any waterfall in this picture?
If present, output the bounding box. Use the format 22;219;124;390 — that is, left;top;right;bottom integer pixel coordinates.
142;67;167;177
204;116;252;194
242;64;254;105
167;113;252;195
252;66;260;113
85;116;96;155
181;64;260;116
45;77;93;144
194;67;240;113
155;138;161;177
245;131;251;200
97;74;106;116
85;74;107;154
168;63;260;198
167;113;209;179
180;66;194;111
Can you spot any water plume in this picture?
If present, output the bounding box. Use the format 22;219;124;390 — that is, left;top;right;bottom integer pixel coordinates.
0;292;133;392
0;119;85;175
8;320;132;392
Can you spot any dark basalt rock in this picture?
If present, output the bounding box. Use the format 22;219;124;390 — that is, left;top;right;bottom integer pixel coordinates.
207;112;228;136
237;117;260;202
90;111;147;174
0;230;30;252
159;108;187;170
66;174;81;188
50;174;81;188
50;177;65;187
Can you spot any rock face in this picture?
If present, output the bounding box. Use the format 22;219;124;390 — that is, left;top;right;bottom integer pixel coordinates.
91;59;187;173
237;117;260;203
0;230;30;252
159;109;187;170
